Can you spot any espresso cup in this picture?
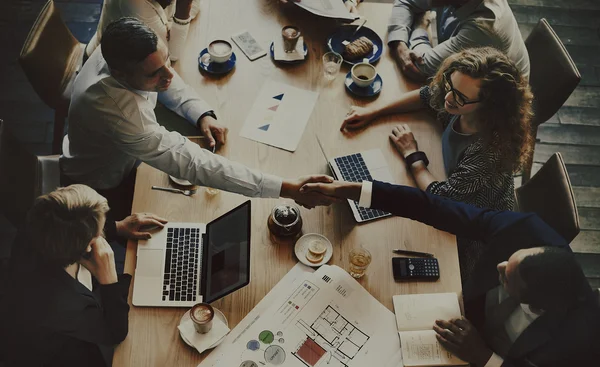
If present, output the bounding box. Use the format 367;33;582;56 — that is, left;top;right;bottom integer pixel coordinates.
190;303;214;334
281;25;301;52
351;61;377;88
207;40;233;63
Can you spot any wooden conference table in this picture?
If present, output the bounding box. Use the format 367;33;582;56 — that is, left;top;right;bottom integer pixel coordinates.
114;1;462;365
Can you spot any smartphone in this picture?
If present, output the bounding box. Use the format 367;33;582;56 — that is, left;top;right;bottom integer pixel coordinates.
392;257;440;281
231;30;267;61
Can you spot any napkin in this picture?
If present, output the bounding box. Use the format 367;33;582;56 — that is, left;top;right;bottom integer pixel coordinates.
178;314;230;353
274;36;305;61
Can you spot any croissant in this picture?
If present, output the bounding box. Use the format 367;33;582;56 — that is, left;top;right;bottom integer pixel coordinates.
344;36;374;60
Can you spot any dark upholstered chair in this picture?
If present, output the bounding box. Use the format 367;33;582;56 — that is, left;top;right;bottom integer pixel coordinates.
521;18;581;183
19;0;85;154
0;120;60;229
526;19;581;127
515;153;579;243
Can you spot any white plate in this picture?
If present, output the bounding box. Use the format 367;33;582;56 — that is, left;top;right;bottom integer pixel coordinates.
294;233;333;268
179;307;228;350
169;175;194;187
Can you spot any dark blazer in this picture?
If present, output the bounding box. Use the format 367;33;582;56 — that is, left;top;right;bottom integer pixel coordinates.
370;180;600;367
0;229;131;366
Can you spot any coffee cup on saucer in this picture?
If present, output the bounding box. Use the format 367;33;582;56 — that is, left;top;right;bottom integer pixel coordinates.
207;40;233;63
190;302;214;334
351;60;377;88
281;25;301;52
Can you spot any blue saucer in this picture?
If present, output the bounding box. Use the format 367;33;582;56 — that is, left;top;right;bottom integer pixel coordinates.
344;72;383;97
327;25;383;65
198;48;236;75
269;41;308;64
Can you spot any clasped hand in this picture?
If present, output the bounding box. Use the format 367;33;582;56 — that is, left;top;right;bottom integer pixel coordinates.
282;175;345;209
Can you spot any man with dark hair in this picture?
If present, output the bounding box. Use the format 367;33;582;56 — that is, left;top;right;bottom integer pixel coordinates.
61;18;336;222
301;180;600;366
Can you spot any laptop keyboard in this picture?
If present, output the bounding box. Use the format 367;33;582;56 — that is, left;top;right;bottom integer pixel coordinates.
162;227;201;302
334;153;390;221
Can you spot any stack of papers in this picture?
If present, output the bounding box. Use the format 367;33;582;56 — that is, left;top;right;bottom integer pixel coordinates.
295;0;358;21
199;264;403;366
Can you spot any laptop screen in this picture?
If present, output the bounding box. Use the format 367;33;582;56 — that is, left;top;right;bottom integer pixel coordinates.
201;200;251;304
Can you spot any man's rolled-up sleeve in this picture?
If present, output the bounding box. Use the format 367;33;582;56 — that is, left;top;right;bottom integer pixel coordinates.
417;22;496;76
157;70;213;126
388;0;429;45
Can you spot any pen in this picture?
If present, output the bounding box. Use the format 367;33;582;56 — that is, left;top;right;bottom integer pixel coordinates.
392;249;434;258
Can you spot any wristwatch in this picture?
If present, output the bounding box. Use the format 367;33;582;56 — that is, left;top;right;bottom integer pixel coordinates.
405;151;429;168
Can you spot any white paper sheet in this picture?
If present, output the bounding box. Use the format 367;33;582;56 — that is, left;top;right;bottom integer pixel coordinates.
199;263;315;366
200;264;403;367
239;80;319;152
295;0;358;21
393;293;461;332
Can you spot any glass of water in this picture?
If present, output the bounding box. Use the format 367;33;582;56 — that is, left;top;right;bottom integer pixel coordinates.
348;246;372;278
323;51;343;82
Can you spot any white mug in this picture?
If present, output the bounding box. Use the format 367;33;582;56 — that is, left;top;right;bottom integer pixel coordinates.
351;59;377;88
207;40;233;63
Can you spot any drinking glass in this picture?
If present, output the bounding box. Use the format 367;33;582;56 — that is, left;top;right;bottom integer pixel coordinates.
348;246;372;278
322;52;343;82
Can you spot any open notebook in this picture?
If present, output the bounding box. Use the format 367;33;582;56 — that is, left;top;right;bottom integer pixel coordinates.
393;293;468;367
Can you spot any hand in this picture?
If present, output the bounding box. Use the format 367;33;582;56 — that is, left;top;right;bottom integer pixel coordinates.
389;124;418;158
340;105;377;131
344;0;359;14
414;10;434;31
281;175;341;209
391;41;424;80
198;116;228;149
80;237;118;285
115;213;168;240
300;180;362;202
433;317;493;366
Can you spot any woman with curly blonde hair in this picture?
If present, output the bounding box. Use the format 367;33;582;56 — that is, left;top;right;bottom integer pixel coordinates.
341;47;533;280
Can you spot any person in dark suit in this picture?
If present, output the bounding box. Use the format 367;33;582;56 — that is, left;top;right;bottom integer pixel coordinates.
0;185;166;367
300;180;600;367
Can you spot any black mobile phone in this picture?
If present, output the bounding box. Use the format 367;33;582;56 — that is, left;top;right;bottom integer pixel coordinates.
392;257;440;281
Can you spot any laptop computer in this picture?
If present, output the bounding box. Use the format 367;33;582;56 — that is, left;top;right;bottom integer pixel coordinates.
317;137;393;223
132;200;251;307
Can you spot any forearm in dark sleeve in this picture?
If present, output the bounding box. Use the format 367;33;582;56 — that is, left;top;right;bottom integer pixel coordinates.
98;274;132;344
371;181;527;242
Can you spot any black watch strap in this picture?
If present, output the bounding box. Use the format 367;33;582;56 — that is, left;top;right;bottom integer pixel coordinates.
405;151;429;167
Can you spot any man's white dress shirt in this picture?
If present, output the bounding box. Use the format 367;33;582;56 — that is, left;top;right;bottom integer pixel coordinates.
61;48;282;198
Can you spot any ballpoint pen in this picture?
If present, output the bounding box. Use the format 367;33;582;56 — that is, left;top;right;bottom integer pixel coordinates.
392;249;434;258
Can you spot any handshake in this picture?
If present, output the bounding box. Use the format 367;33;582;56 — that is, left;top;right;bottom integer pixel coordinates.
281;175;363;209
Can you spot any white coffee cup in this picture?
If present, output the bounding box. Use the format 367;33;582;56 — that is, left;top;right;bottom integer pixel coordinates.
351;60;377;88
207;40;233;63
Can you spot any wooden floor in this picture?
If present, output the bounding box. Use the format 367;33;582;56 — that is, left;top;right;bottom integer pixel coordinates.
0;0;599;286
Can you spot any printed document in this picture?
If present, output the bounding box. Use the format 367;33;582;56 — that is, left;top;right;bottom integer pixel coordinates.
393;293;467;366
200;264;402;367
